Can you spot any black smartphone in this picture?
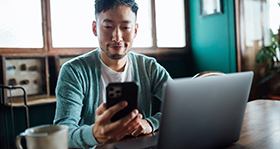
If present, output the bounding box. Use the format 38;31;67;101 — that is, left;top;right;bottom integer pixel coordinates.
106;82;138;122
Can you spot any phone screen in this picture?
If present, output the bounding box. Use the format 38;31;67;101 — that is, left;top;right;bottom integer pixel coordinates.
106;82;138;122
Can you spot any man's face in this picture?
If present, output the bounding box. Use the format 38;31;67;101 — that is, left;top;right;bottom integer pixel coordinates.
93;4;138;60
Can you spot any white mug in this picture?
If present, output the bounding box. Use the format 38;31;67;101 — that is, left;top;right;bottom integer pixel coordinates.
16;125;68;149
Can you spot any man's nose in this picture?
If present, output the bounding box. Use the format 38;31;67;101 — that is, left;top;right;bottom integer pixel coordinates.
112;28;123;43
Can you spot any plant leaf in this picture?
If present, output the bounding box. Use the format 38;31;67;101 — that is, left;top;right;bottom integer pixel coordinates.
268;47;279;61
268;47;276;55
258;72;276;86
264;48;273;62
256;48;266;63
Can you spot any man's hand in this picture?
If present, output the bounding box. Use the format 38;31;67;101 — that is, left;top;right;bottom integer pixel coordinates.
92;101;142;144
130;119;153;137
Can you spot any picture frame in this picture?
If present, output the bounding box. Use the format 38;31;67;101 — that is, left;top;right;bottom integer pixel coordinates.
0;54;49;104
200;0;223;17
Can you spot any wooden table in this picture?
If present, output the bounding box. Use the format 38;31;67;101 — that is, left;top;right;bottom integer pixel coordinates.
97;100;280;149
228;99;280;149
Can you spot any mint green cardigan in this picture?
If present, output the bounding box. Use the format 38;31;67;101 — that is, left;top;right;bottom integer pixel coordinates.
53;49;172;148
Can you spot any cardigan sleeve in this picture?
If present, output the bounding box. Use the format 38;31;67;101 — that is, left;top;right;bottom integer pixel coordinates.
150;59;172;99
145;58;172;131
53;62;100;149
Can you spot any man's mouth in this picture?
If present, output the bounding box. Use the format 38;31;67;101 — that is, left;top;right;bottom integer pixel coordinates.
111;46;123;50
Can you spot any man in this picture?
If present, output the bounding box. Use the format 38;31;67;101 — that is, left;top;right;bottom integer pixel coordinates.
53;0;172;148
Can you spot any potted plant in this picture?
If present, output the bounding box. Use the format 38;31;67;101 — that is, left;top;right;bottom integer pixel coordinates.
255;28;280;99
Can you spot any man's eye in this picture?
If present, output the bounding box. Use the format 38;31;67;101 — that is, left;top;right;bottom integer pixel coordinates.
104;26;112;29
122;27;130;29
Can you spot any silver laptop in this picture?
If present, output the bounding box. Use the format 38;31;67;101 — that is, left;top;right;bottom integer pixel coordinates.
114;71;254;149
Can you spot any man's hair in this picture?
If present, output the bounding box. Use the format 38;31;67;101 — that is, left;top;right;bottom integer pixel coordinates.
95;0;139;19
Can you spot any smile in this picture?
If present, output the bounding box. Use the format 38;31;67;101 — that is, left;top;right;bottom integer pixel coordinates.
111;46;123;50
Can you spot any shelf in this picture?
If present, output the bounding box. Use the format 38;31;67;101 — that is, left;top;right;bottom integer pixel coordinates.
5;96;56;107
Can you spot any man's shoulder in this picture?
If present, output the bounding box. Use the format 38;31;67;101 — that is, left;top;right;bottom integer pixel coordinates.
128;50;156;62
65;49;99;65
61;49;100;71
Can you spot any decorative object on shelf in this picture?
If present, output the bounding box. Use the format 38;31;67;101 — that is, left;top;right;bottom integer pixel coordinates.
200;0;223;17
19;79;30;85
20;64;27;71
33;79;38;84
28;65;38;71
0;54;50;105
7;65;16;70
8;78;17;85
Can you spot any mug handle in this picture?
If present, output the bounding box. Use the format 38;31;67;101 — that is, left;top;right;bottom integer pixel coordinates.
16;132;26;149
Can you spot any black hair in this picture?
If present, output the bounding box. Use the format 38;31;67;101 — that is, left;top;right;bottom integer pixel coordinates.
95;0;138;19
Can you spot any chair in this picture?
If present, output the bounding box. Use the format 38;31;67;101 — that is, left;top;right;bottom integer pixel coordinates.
192;71;225;79
0;84;30;148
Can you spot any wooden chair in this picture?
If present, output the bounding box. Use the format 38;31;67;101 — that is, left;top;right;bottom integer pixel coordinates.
192;71;225;79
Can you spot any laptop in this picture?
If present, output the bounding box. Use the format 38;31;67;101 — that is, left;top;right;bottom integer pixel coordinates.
114;71;254;149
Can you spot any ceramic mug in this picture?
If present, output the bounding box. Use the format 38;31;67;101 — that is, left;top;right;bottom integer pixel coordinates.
16;125;68;149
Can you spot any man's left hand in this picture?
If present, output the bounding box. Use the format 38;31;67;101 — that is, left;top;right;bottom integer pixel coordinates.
130;119;153;137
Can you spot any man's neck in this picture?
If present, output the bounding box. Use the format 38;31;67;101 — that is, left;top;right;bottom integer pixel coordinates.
100;53;127;72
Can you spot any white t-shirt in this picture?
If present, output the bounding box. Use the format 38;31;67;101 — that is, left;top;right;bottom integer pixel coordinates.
98;59;132;105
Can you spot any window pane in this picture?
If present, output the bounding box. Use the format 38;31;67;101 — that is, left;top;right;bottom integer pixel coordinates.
155;0;186;47
51;0;152;48
269;0;280;34
0;0;43;48
50;0;96;48
243;1;264;47
133;0;153;48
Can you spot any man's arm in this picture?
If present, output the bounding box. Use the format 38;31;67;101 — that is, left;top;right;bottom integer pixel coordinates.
54;63;100;148
54;63;143;148
130;56;172;136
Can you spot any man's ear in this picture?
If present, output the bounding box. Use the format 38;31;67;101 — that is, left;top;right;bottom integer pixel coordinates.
92;21;97;36
134;23;139;38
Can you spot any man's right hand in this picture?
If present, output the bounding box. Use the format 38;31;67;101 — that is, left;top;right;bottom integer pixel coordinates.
92;101;142;144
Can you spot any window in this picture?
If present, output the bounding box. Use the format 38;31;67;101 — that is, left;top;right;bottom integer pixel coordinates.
50;0;186;48
50;0;96;48
134;0;153;47
242;0;279;47
0;0;188;55
155;0;186;47
0;0;43;48
237;0;280;71
269;0;280;35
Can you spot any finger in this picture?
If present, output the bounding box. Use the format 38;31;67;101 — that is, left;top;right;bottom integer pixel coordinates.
110;113;142;140
130;115;144;136
106;119;141;143
109;109;141;132
95;106;137;142
103;101;127;119
115;114;143;138
107;109;139;133
115;121;140;139
118;109;141;126
95;103;107;116
101;110;142;141
131;127;143;137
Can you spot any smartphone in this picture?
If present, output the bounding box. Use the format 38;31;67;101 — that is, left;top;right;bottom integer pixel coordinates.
106;82;138;122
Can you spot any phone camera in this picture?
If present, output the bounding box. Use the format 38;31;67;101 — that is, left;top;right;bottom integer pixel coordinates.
108;86;122;98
